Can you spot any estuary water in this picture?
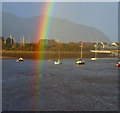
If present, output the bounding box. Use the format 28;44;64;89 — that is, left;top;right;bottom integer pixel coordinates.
2;58;118;111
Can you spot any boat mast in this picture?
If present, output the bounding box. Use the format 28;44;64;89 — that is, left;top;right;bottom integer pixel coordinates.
57;39;60;59
81;42;83;59
95;43;97;58
58;45;60;60
23;35;25;46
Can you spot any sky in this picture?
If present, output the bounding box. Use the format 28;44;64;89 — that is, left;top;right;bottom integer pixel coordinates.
2;2;118;42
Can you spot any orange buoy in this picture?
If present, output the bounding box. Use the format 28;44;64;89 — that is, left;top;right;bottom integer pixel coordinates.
16;59;19;62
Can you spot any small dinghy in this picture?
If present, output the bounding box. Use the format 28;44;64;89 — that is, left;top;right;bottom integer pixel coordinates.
76;58;85;65
54;59;62;65
116;61;120;67
91;58;98;61
16;57;24;62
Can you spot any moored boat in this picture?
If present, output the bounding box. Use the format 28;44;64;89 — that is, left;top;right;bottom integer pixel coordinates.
76;59;85;65
91;58;98;61
16;57;24;62
76;42;85;65
54;59;62;64
116;61;120;67
54;39;62;65
19;57;23;61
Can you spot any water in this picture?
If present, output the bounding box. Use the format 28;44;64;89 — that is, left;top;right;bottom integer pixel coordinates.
2;58;118;111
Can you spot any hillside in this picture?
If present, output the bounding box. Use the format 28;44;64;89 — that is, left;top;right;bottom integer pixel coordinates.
2;12;111;43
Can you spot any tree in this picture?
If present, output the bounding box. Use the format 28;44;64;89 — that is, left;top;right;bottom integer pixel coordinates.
6;37;14;44
0;37;4;41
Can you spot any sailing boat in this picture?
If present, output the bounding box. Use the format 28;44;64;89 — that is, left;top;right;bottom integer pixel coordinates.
54;39;62;64
76;42;85;65
16;35;24;62
91;42;98;61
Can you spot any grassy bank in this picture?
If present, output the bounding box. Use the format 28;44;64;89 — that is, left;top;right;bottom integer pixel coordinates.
2;50;116;59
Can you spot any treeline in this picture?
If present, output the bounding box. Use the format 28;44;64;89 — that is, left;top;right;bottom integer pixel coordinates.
1;36;104;51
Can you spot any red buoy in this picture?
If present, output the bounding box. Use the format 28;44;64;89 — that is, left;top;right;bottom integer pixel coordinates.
116;64;120;67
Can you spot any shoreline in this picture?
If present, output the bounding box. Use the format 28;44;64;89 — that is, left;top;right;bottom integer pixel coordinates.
1;57;118;60
2;50;117;60
1;56;16;59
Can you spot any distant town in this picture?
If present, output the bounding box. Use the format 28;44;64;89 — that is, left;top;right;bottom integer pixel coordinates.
0;35;119;59
0;35;119;51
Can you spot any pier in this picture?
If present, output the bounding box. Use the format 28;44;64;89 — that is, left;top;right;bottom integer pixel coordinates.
91;50;120;56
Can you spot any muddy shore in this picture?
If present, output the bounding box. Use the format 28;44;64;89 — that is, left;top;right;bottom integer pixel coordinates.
2;51;116;59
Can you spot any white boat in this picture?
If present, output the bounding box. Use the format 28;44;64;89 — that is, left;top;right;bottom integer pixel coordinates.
76;42;85;65
16;57;24;62
91;58;98;61
54;59;62;64
91;43;98;61
54;39;62;65
76;59;85;65
19;57;23;61
16;35;24;62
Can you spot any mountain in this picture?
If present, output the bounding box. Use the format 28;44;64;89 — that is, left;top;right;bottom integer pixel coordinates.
2;12;111;43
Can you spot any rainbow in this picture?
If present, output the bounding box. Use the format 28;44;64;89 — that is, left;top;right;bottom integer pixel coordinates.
35;1;55;59
32;2;55;111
